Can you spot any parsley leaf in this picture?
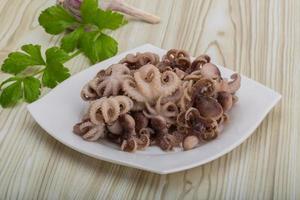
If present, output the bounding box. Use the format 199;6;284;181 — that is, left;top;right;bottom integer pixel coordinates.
23;77;41;103
39;5;78;34
80;0;98;24
61;27;84;52
92;9;127;30
0;80;23;107
42;62;70;88
45;47;70;64
1;44;45;75
79;31;118;64
41;46;71;88
81;0;127;30
0;77;41;107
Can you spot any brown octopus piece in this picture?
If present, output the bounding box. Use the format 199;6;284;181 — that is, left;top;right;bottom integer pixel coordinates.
192;94;223;120
81;64;131;101
192;78;216;97
200;63;221;80
158;49;191;72
150;116;178;151
199;118;219;141
215;73;241;94
187;54;211;73
120;52;160;70
73;119;106;141
217;92;233;112
177;107;220;141
131;111;149;132
119;114;150;152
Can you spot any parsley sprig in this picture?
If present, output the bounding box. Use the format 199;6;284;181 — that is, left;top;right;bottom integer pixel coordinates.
0;44;77;107
0;0;127;108
39;0;127;64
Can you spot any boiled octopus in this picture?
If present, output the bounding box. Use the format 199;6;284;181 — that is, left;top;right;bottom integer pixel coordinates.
73;49;241;152
81;64;131;101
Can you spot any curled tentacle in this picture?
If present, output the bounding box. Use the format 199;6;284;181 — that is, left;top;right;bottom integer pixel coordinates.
192;78;216;97
143;97;179;125
123;64;181;103
184;70;203;81
188;54;211;73
73;120;106;141
89;96;133;125
177;80;193;112
81;64;131;101
160;70;181;97
161;86;183;104
228;73;241;93
215;73;241;94
114;95;134;115
120;52;160;69
158;49;191;72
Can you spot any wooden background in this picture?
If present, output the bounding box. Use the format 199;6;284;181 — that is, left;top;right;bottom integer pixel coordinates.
0;0;299;199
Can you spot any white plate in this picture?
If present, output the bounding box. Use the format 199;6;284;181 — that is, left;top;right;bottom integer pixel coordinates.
27;44;281;174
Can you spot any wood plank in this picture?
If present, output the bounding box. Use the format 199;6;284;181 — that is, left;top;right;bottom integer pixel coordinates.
0;0;299;199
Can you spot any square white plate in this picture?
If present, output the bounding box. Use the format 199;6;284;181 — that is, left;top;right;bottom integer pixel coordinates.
27;44;281;174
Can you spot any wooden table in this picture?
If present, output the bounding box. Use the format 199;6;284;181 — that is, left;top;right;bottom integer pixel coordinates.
0;0;299;199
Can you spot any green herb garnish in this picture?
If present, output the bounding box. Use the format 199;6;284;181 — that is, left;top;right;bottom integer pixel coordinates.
0;0;127;108
39;0;127;63
0;45;76;107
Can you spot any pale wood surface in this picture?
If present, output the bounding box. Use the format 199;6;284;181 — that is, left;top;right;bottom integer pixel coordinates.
0;0;299;199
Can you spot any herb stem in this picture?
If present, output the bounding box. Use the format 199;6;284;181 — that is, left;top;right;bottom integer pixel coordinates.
31;69;45;77
66;50;81;62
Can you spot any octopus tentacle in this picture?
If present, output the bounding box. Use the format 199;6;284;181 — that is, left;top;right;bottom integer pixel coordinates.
122;77;147;102
81;64;131;101
100;97;120;124
89;96;133;125
89;97;107;125
114;96;133;115
160;70;181;97
228;73;241;93
120;52;160;69
81;83;98;101
143;97;178;125
158;49;191;72
73;120;106;141
123;64;181;103
184;70;202;81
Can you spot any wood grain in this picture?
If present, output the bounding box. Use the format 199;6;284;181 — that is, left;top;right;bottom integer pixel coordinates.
0;0;299;199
